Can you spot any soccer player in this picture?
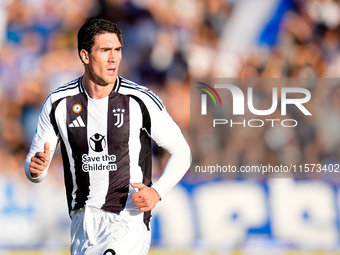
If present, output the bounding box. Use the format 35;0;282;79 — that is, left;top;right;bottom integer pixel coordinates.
24;19;191;255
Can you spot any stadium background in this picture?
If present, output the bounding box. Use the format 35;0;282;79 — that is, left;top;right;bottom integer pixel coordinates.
1;0;340;254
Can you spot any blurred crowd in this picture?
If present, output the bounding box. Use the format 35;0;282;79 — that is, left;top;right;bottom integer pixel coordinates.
1;0;340;185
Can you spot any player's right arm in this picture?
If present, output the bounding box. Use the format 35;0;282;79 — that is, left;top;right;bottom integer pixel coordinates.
29;142;50;178
25;95;59;183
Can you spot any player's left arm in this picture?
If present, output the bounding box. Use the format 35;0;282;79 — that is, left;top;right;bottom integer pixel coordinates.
132;107;191;212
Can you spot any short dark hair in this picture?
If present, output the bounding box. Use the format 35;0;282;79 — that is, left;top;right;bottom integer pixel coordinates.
77;19;123;60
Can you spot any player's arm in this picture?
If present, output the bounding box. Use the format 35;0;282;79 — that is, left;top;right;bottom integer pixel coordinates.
132;107;191;211
29;142;50;178
24;96;59;183
131;182;161;212
149;111;191;199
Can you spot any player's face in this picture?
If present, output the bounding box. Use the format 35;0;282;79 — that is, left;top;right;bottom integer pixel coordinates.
82;32;122;87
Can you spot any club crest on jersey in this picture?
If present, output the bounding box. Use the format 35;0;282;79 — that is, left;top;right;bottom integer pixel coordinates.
112;108;125;128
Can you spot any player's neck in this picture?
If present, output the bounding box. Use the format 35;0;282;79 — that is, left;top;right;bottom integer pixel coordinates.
82;75;116;100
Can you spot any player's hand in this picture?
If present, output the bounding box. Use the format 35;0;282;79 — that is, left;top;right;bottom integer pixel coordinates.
131;183;161;212
29;142;50;178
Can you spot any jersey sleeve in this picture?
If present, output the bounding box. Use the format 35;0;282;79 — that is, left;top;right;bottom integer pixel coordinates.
24;95;60;183
148;104;192;199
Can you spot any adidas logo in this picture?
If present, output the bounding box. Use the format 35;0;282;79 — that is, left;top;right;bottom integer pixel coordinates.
69;116;85;127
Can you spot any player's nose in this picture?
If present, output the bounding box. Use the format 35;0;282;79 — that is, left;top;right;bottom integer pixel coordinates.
108;51;118;63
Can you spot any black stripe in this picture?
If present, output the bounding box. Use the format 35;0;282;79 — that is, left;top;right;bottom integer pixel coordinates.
50;98;64;136
130;95;152;230
66;93;90;210
49;96;74;214
131;96;152;184
60;139;73;215
101;92;130;213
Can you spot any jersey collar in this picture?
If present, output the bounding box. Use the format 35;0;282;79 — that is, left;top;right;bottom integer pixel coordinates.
78;76;85;93
113;76;121;93
78;75;121;94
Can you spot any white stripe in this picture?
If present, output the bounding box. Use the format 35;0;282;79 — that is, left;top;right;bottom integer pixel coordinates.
124;98;143;210
86;96;110;208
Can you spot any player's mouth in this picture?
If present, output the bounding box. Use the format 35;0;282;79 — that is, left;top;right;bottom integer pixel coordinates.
107;68;116;74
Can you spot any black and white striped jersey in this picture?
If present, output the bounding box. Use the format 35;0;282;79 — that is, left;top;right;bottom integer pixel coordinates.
25;76;191;219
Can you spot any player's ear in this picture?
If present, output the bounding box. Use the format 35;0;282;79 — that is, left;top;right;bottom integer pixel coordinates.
80;49;90;64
